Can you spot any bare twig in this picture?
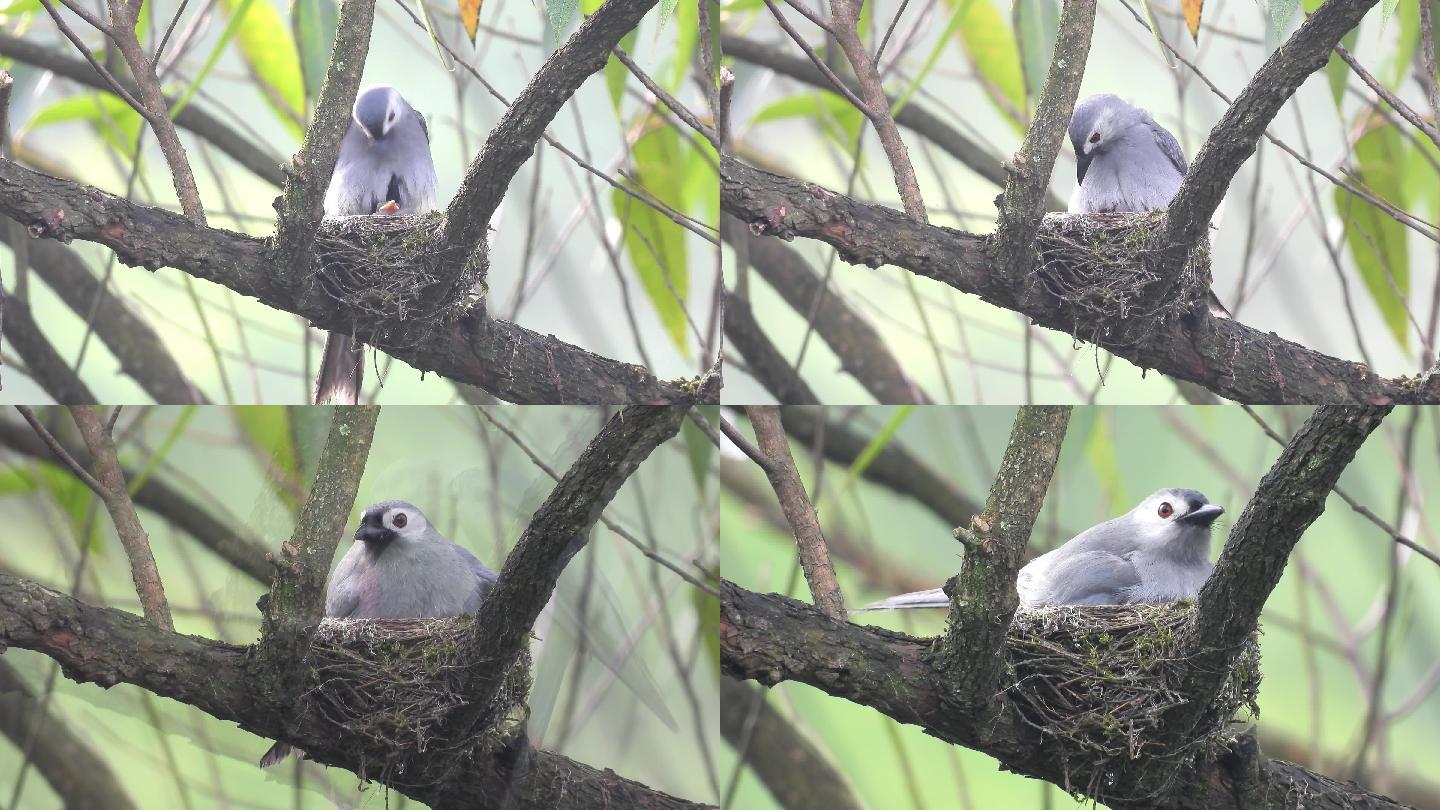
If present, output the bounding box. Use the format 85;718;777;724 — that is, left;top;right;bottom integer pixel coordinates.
613;47;715;143
14;406;103;494
1334;43;1440;150
67;406;173;631
744;405;846;618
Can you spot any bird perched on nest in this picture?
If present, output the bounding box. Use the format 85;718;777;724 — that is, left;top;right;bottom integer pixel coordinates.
857;488;1223;611
259;500;494;767
1066;94;1230;317
314;85;439;405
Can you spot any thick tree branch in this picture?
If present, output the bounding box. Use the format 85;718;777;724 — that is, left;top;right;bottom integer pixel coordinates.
1153;0;1381;278
0;160;717;404
991;0;1094;281
68;405;173;631
719;676;863;810
721;34;1070;212
0;575;708;809
720;156;1440;403
745;405;846;617
725;293;821;404
447;404;688;736
258;405;379;708
2;298;97;403
273;0;374;288
28;240;206;403
0;416;271;583
941;406;1068;710
721;216;928;403
439;0;659;291
0;34;285;186
0;659;137;810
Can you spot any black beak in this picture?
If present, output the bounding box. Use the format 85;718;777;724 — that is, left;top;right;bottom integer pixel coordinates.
355;523;394;546
1076;149;1092;184
1178;504;1223;526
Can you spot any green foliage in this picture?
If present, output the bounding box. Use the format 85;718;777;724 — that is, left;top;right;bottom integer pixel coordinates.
692;583;719;668
216;0;306;137
291;0;340;105
751;92;863;150
1083;411;1123;513
680;408;716;494
1012;0;1058;101
233;407;303;511
940;0;1027;129
1335;118;1411;349
613;119;692;355
1268;0;1300;41
26;92;142;153
125;407;197;496
843;406;914;490
37;463;101;551
547;0;582;46
604;30;639;113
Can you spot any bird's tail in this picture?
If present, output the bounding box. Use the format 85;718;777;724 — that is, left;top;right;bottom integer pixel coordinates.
314;332;364;405
259;741;300;768
849;588;949;612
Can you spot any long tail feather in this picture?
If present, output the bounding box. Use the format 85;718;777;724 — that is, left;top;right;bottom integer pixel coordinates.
849;588;949;612
314;332;364;405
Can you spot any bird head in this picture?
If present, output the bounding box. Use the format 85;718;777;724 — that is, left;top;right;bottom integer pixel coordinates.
1069;94;1135;184
1129;488;1224;546
353;85;405;141
354;499;432;553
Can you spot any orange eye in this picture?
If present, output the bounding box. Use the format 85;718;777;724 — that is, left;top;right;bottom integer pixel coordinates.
1088;132;1101;144
392;512;408;528
1157;502;1173;518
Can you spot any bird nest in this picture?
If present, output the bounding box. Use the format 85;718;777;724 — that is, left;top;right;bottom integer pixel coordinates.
299;618;530;779
1031;212;1211;349
307;213;486;347
1003;604;1260;803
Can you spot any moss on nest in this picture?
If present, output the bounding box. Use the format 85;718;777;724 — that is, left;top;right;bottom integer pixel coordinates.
301;617;530;779
307;213;487;349
1031;212;1211;349
1003;603;1260;803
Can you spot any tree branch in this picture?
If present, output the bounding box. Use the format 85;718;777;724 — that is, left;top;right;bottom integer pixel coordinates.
0;574;708;809
0;159;717;404
273;0;375;288
2;298;97;403
724;292;821;404
67;405;173;631
720;156;1440;403
745;405;846;617
446;404;688;737
940;406;1068;710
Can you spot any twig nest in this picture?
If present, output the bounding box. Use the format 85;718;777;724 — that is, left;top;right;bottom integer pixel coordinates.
1004;604;1260;801
1032;212;1211;348
308;213;486;347
302;618;530;778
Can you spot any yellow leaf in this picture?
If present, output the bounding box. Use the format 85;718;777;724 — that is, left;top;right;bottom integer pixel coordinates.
458;0;481;41
1182;0;1204;41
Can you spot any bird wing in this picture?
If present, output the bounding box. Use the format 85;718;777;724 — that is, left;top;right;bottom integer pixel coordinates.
454;544;499;613
416;111;430;143
325;547;364;618
1148;120;1187;175
1033;550;1140;606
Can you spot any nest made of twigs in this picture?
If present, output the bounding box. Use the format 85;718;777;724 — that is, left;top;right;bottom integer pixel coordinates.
1003;604;1260;802
300;618;530;779
1032;212;1210;349
307;213;486;347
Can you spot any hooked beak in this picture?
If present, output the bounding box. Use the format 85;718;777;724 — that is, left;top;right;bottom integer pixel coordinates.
1075;149;1092;184
1178;504;1224;526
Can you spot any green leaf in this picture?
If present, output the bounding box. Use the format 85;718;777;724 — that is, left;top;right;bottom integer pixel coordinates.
37;464;101;551
612;119;691;355
1084;411;1123;514
1268;0;1300;41
0;0;43;17
941;0;1027;128
26;92;143;153
1384;0;1420;87
663;0;698;91
234;406;302;511
218;0;306;137
291;0;339;105
892;2;970;117
691;585;719;668
1335;118;1411;349
603;29;638;114
751;92;864;147
547;0;581;45
0;466;38;495
842;406;914;489
680;408;716;493
1013;0;1058;101
125;407;196;496
1324;25;1359;110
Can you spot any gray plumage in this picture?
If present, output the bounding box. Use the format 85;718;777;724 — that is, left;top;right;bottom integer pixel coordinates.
856;488;1222;612
314;85;439;405
260;500;493;768
1067;94;1186;214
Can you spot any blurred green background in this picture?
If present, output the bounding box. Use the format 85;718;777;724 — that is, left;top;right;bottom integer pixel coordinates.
0;0;718;403
0;405;719;808
720;0;1440;403
720;405;1440;808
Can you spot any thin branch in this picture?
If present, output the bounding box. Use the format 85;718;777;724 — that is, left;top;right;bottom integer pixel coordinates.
613;47;715;143
67;405;173;631
1334;43;1440;150
14;406;103;494
744;405;846;618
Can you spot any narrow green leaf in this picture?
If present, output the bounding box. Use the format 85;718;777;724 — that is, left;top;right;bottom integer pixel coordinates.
1084;411;1123;514
234;406;302;511
1013;0;1059;101
604;29;638;114
0;466;38;495
125;407;196;496
218;0;306;137
612;119;691;354
37;464;101;551
1268;0;1299;41
941;0;1027;128
170;0;258;121
26;92;143;153
547;0;581;45
751;92;864;147
292;0;339;105
0;0;43;17
1335;118;1411;349
843;407;914;489
892;1;970;117
663;0;698;91
692;585;719;667
680;409;716;493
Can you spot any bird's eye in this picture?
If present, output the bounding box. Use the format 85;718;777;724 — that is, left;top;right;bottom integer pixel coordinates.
1088;132;1101;144
387;112;395;123
1157;502;1173;518
392;512;408;529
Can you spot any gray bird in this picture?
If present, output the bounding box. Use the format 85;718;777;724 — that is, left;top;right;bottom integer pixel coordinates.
314;85;439;405
857;488;1223;611
259;500;493;767
1067;94;1230;317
